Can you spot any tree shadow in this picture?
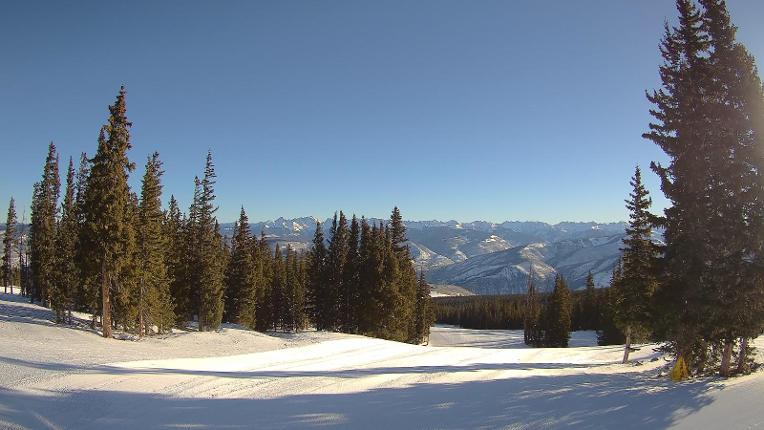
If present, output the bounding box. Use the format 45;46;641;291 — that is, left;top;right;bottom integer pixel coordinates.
0;370;718;429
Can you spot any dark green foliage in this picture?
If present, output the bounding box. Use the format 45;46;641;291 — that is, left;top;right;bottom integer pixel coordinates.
542;274;572;347
224;207;255;325
597;261;626;346
30;142;60;305
307;221;329;330
136;153;174;335
523;269;542;346
51;159;78;323
2;197;17;293
615;167;658;361
413;271;435;344
80;87;136;337
164;195;189;325
645;0;764;376
325;212;349;331
189;152;226;331
339;215;361;333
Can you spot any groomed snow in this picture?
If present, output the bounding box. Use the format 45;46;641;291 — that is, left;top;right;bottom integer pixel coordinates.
1;290;763;429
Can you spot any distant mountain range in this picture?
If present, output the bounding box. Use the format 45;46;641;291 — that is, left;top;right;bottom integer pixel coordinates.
221;218;637;293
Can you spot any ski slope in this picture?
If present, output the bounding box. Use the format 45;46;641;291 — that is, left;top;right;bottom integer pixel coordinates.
1;291;763;429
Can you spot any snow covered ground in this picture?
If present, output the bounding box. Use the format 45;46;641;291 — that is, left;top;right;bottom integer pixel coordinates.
1;291;763;429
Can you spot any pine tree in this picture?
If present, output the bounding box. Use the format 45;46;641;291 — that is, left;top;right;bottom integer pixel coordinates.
52;159;78;323
191;152;225;331
523;266;542;346
224;207;256;326
340;214;361;333
2;197;17;293
164;195;188;325
616;166;659;363
326;212;349;331
136;153;174;335
307;221;328;330
80;87;136;338
698;0;764;377
72;153;90;311
357;217;381;335
29;142;60;306
414;270;434;344
544;274;572;347
581;272;598;330
270;244;285;331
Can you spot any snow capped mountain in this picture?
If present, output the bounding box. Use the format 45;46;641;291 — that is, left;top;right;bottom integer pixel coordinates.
427;235;624;294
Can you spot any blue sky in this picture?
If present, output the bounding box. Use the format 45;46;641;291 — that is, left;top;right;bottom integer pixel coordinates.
1;1;763;224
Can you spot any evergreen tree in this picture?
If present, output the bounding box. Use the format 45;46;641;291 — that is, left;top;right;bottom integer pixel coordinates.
357;217;381;335
340;214;361;333
270;244;285;331
224;207;256;326
308;221;328;330
615;166;658;363
544;274;572;347
52;159;78;323
29;142;60;305
698;0;764;377
72;153;90;312
191;152;225;331
581;272;599;330
136;153;174;335
523;266;542;346
414;270;434;344
164;195;188;325
2;197;16;293
326;212;349;331
80;87;136;337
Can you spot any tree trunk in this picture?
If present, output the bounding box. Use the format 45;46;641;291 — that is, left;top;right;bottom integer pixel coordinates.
622;326;632;364
719;340;733;377
101;264;112;339
736;337;749;374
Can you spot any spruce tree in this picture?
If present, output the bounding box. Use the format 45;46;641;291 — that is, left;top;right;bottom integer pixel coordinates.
581;272;598;330
326;212;349;331
164;195;188;325
270;244;285;331
308;221;328;330
80;87;136;338
29;142;60;305
2;197;17;294
52;158;78;323
136;153;174;335
191;152;225;331
224;207;256;326
340;214;361;333
544;274;572;347
414;270;434;344
523;266;542;346
698;0;764;377
616;166;658;363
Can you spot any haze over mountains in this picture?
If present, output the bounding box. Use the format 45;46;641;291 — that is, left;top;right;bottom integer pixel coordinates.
219;218;636;293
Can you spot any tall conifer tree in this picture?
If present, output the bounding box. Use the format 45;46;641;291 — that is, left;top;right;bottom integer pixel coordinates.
2;198;17;293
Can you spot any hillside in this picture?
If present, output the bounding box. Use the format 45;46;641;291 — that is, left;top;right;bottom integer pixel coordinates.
2;291;763;429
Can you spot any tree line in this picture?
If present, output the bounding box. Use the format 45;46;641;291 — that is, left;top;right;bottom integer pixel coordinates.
1;87;433;345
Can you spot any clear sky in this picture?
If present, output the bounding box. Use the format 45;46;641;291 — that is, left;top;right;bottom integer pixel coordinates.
1;1;763;224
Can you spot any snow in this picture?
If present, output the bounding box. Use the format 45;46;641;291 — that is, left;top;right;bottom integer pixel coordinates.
1;290;764;429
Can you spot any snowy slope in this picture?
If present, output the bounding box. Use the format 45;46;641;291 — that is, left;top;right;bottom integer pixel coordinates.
2;292;762;430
